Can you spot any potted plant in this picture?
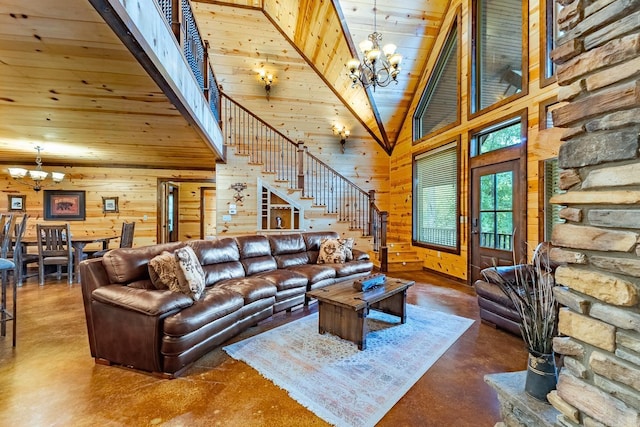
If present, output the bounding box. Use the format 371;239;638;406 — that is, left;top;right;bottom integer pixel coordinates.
482;242;558;402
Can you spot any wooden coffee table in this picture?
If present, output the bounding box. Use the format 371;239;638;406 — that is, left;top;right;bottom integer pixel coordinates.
306;277;414;350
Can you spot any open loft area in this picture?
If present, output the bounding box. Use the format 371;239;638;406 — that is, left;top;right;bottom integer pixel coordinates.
2;0;640;425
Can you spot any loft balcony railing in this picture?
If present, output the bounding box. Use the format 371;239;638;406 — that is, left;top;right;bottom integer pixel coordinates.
221;94;388;258
155;0;220;123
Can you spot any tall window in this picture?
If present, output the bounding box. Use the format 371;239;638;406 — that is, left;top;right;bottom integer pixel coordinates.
413;17;460;140
541;0;565;86
413;141;459;252
471;0;528;113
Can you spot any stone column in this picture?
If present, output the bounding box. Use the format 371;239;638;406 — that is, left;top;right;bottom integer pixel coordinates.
547;0;640;425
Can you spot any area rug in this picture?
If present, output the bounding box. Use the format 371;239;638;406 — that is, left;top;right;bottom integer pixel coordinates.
223;304;474;427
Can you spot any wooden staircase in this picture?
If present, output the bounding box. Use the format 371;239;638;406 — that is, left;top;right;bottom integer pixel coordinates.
370;241;423;272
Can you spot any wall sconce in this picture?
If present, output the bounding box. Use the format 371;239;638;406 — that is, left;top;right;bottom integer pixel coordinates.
259;70;274;100
333;126;350;153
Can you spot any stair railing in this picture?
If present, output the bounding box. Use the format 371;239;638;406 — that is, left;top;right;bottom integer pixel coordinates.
221;94;388;246
155;0;221;122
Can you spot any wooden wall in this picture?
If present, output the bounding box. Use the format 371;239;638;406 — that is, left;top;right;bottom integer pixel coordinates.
0;166;215;250
389;0;562;282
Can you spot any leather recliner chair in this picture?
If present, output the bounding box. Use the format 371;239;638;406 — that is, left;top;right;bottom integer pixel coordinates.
473;242;557;336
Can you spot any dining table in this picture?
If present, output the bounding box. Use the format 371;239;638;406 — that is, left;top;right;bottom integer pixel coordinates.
21;235;119;283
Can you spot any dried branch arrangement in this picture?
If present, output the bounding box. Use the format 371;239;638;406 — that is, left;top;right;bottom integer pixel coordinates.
483;243;557;355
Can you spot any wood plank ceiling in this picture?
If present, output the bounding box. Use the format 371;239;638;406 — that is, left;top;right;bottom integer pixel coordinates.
0;0;448;170
192;0;449;153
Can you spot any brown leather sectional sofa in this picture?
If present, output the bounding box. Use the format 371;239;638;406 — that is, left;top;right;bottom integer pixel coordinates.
79;231;373;377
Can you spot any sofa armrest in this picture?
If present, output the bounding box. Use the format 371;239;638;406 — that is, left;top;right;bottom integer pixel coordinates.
351;248;370;261
92;285;193;316
481;264;533;285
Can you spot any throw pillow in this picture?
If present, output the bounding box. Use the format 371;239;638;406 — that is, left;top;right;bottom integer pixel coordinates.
343;237;354;261
317;238;350;264
175;246;206;301
148;251;179;291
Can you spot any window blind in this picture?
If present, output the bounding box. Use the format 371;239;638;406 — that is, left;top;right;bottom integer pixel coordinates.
414;142;458;248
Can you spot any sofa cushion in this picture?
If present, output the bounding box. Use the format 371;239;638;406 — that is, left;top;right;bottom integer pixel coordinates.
217;277;278;304
188;239;245;286
235;235;278;275
163;287;244;336
474;279;516;308
103;241;186;284
268;233;310;268
331;260;374;277
317;238;351;264
175;246;206;301
286;264;336;283
148;251;179;291
254;269;308;291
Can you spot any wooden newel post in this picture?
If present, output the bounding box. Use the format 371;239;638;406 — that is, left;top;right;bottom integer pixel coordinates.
297;142;305;192
380;211;388;273
368;190;376;237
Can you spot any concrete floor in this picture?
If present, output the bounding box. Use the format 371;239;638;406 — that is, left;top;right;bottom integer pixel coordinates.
0;270;527;426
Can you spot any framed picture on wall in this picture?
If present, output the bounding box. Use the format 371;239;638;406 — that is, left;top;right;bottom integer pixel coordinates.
102;196;119;213
43;190;86;220
8;194;26;212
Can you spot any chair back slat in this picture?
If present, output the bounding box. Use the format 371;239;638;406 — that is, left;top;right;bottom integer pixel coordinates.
37;224;71;256
1;214;16;258
120;222;135;248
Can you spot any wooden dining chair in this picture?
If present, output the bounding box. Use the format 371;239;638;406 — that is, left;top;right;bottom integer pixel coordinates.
0;213;17;346
36;223;73;286
90;221;135;258
5;214;34;287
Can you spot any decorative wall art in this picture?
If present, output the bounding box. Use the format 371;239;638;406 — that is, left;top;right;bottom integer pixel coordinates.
8;194;26;212
43;190;86;220
102;196;119;213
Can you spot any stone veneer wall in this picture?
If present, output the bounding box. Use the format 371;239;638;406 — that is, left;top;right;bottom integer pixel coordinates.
547;0;640;425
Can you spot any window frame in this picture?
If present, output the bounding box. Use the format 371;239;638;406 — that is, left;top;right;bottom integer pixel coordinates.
469;0;529;118
537;97;565;241
413;12;461;143
540;0;563;88
412;136;461;254
469;112;526;159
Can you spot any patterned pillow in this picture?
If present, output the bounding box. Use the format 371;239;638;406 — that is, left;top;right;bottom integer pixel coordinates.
175;246;206;301
343;238;354;261
317;238;350;264
148;251;179;291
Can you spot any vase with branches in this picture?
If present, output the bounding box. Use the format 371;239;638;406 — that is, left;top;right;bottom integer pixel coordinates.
481;242;558;401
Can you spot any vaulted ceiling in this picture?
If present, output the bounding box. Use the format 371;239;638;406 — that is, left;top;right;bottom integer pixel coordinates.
0;0;449;170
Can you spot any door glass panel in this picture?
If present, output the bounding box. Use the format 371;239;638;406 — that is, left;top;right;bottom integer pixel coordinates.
480;175;494;210
496;171;513;210
479;171;514;251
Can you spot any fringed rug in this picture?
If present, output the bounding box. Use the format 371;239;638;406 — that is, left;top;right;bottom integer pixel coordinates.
223;304;474;427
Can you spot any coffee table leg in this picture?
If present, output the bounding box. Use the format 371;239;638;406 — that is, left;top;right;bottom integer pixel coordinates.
370;290;408;323
316;301;368;350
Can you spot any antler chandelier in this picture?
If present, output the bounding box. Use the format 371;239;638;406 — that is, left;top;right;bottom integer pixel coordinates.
8;146;65;192
347;0;402;90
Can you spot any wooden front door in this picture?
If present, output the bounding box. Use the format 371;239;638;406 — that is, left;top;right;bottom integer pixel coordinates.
470;158;525;283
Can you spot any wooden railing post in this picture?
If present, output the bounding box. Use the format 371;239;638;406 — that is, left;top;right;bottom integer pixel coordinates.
171;0;182;43
380;211;388;272
297;142;305;192
203;40;210;101
368;190;376;236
